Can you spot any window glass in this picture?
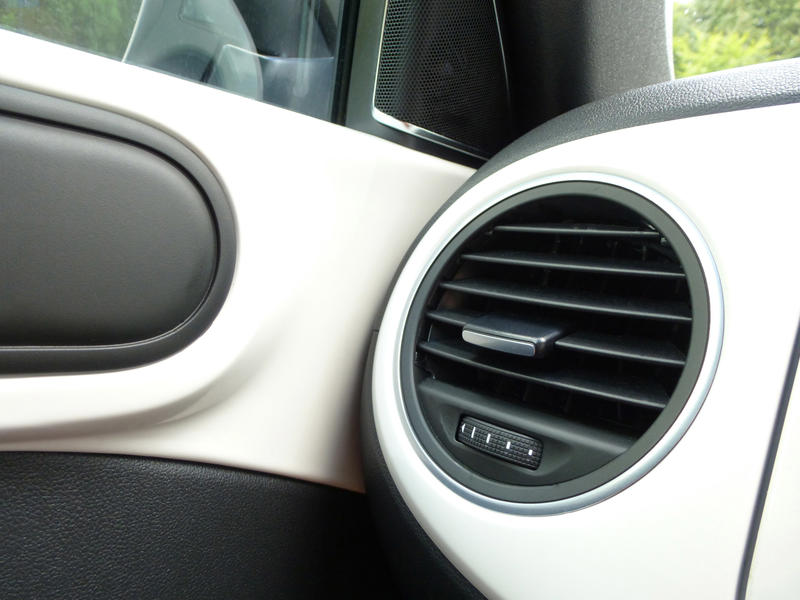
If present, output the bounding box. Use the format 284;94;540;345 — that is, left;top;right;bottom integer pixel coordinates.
673;0;800;78
0;0;346;120
0;0;140;59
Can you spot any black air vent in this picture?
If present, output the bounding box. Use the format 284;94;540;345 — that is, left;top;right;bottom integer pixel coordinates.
400;182;710;503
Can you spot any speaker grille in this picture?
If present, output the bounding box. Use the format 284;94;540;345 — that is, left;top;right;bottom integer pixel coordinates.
374;0;511;157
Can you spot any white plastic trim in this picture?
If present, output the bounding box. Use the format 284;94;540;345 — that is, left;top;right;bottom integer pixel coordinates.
0;30;473;492
747;359;800;599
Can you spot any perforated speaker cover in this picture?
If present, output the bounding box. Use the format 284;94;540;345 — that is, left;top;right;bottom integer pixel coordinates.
373;0;511;158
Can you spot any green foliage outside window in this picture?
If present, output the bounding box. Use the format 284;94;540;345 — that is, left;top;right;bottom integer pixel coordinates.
0;0;141;59
674;0;800;77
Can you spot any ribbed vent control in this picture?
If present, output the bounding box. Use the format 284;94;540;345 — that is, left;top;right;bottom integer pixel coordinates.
400;182;710;502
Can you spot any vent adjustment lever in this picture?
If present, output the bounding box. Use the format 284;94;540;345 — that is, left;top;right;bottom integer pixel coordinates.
462;314;568;358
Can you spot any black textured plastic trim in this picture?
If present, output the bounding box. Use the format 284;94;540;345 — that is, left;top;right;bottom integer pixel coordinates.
0;84;235;373
454;58;800;198
0;452;391;600
361;335;487;600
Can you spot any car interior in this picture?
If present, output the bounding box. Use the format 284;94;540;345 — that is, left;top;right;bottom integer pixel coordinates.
0;0;798;598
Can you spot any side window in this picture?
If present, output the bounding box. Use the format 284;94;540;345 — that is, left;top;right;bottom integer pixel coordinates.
673;0;800;78
0;0;347;121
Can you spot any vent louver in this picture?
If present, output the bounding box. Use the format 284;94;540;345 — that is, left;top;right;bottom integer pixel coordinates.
400;182;710;503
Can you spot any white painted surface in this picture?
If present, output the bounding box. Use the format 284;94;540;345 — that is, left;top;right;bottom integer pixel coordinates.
372;102;800;598
747;363;800;599
0;30;473;492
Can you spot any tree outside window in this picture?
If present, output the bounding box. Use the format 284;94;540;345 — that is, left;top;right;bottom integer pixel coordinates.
674;0;800;77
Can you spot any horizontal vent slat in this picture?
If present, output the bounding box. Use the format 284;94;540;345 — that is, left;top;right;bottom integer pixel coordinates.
461;250;684;278
417;378;635;458
493;224;660;237
418;339;668;409
426;308;479;327
427;309;686;367
439;279;692;323
555;332;686;367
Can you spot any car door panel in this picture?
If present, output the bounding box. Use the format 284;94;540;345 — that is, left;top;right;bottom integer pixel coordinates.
0;23;471;598
0;30;472;495
0;452;392;599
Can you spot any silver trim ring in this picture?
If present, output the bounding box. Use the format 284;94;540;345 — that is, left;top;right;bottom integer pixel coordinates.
372;171;724;516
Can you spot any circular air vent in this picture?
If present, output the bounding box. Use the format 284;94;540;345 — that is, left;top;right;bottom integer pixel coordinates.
398;181;713;505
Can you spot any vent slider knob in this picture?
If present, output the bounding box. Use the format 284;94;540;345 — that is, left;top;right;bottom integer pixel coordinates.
461;314;568;358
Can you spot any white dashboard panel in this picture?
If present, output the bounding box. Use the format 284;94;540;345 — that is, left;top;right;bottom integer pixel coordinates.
372;102;800;598
747;354;800;599
0;30;473;493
